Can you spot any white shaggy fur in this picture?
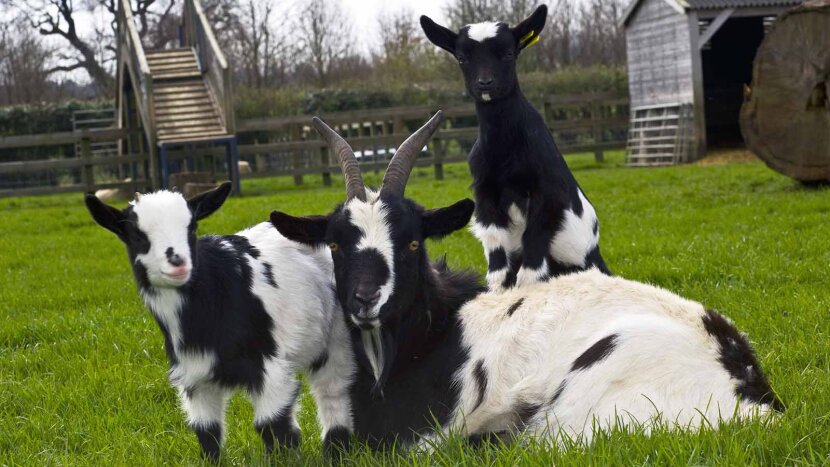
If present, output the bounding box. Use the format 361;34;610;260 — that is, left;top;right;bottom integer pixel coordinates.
448;269;774;442
549;189;599;268
466;22;501;42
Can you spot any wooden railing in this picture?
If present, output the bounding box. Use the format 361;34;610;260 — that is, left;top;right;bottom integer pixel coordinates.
0;128;148;197
117;0;155;146
183;0;234;133
0;93;628;198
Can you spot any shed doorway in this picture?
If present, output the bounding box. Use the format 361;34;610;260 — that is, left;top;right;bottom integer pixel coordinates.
700;16;766;147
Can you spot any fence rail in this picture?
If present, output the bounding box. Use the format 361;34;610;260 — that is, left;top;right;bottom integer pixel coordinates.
0;93;629;198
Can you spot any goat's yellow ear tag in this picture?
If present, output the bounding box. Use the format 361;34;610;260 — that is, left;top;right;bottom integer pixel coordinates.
519;30;539;49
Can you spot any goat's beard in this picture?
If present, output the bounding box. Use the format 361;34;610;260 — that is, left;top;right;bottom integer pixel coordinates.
360;326;396;398
361;328;384;384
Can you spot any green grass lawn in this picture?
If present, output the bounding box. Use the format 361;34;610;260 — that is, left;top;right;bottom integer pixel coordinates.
2;152;829;465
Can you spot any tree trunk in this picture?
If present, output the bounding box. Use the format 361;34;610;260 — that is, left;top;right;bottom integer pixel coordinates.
740;0;830;182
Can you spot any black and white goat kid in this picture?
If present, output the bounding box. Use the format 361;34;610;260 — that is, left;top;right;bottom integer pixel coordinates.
85;183;354;459
421;5;611;291
271;112;783;449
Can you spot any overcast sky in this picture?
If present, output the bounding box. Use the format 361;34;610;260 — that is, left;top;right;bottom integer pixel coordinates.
341;0;448;54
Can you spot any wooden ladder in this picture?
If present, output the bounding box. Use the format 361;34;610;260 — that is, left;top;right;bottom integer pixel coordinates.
626;103;693;167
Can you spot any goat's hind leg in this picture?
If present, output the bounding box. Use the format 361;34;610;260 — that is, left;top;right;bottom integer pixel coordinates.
249;358;301;453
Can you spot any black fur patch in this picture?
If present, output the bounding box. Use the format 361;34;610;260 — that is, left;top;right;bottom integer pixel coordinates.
506;298;524;317
550;380;566;406
592;219;599;235
309;352;328;372
488;248;507;272
256;413;300;453
132;260;153;292
193;422;222;460
466;431;513;447
515;400;541;428
224;235;261;259
472;359;488;412
323;426;351;456
570;334;618;371
702;309;784;411
262;262;278;288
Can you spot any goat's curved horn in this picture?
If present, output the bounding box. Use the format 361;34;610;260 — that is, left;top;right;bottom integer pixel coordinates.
381;111;444;197
312;116;366;202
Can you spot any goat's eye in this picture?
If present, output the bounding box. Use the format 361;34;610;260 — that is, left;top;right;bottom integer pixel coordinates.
502;53;514;61
456;55;467;64
329;242;339;252
408;241;420;251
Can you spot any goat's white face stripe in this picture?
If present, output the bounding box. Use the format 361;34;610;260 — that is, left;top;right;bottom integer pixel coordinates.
466;22;501;42
132;191;193;287
346;191;395;318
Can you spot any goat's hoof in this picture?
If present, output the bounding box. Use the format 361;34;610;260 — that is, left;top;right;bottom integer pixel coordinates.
323;426;351;459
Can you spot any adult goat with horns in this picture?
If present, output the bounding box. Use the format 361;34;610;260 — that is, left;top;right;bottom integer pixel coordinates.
271;112;783;449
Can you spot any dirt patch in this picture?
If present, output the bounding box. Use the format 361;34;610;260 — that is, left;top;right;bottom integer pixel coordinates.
695;149;759;166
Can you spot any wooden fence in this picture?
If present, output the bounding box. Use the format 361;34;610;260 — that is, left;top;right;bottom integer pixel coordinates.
0;92;629;198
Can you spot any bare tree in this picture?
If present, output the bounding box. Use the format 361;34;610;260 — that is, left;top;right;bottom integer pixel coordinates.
444;0;535;29
375;9;433;81
572;0;625;66
540;0;575;69
295;0;353;86
230;0;291;88
0;21;54;105
8;0;180;94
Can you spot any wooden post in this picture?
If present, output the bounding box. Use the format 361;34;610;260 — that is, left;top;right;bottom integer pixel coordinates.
320;143;331;186
291;123;303;185
81;137;94;191
592;100;604;163
433;137;444;180
687;11;708;161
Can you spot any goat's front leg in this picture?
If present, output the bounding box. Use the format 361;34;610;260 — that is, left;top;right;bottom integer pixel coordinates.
306;319;355;456
179;383;231;461
249;357;301;453
515;193;560;288
471;193;524;292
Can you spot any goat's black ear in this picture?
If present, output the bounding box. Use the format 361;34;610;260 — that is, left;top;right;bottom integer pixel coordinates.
85;193;128;240
422;199;475;239
420;15;458;54
512;4;547;51
187;181;232;221
270;211;329;246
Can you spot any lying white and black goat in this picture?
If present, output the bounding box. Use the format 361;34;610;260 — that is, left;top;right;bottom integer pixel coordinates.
85;183;354;459
421;6;611;291
270;112;783;449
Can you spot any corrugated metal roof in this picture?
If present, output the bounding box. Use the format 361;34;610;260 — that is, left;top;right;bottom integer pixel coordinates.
622;0;803;25
683;0;802;9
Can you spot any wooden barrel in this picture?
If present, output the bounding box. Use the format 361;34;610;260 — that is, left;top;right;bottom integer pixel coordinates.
740;0;830;182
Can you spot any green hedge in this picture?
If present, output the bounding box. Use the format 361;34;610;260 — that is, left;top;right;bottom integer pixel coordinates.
0;65;627;135
0;101;113;137
235;65;628;118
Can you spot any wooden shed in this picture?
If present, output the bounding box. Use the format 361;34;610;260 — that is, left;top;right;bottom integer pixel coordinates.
621;0;802;166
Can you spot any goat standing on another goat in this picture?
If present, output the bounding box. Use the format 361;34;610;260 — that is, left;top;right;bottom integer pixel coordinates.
421;5;611;291
85;183;354;459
